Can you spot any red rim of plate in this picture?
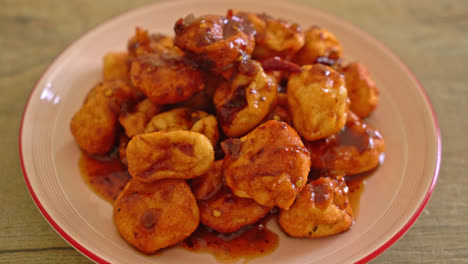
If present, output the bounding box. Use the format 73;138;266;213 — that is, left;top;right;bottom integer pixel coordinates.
18;1;441;263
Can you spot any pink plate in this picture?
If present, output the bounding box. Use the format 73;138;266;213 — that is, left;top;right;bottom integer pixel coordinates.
19;0;441;263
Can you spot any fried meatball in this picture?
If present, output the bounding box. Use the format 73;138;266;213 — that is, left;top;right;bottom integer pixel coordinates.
128;27;176;57
306;111;385;175
126;130;214;182
190;160;224;200
288;64;349;141
293;26;343;66
113;179;199;253
144;107;219;146
130;52;205;105
103;52;130;81
342;62;379;118
71;80;137;154
279;177;353;238
119;98;162;138
174;14;255;78
235;11;305;60
214;60;277;137
222;120;310;210
198;186;272;233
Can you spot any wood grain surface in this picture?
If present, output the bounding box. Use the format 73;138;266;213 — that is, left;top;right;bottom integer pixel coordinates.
1;0;466;263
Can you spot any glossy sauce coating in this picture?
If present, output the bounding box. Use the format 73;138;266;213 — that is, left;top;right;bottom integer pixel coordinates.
278;177;353;238
287;64;349;141
345;174;366;219
306;112;385;175
222;120;311;210
79;151;131;203
78;144;371;259
113;179;199;253
214;60;278;137
70;8;387;259
126;131;214;182
182;218;279;261
130;52;205;105
174;13;255;78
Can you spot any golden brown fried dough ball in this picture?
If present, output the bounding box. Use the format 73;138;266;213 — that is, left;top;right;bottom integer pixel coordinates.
119;99;162;138
84;80;139;114
293;26;343;66
144;107;219;146
288;64;349;141
279;177;353;238
103;52;130;82
71;80;138;154
306;111;385;175
235;11;305;60
342;62;379;118
113;179;199;253
128;27;176;57
71;93;117;155
174;14;255;78
145;107;200;133
190;160;224;200
198;186;272;233
190;115;219;147
126;130;214;182
214;60;277;137
222;120;310;210
130;52;205;105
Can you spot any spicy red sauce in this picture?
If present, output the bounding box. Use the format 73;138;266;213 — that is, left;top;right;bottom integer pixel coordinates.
182;215;279;261
78;147;378;259
79;151;131;203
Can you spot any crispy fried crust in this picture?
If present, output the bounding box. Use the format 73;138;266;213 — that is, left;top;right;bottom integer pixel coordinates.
144;107;219;146
306;111;385;175
198;187;272;233
233;11;305;60
174;14;254;78
214;60;277;137
130;52;204;105
126;130;214;182
71;80;138;154
293;26;343;66
119;99;162;138
287;64;348;141
279;177;353;238
222;120;310;209
113;179;199;253
102;52;130;82
342;62;379;118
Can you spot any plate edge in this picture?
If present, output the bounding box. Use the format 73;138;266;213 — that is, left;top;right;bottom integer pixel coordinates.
17;0;442;263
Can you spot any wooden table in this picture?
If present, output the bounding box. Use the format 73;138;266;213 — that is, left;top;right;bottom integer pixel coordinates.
2;0;466;263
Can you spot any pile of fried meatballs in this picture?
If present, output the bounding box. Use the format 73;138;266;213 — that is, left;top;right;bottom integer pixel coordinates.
70;10;385;254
